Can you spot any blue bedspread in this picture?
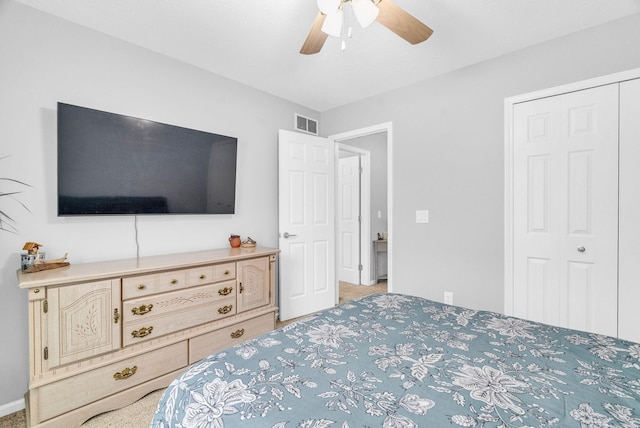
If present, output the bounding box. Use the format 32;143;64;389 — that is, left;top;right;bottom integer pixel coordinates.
151;293;640;427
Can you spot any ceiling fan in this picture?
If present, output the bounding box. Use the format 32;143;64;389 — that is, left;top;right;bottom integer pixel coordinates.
300;0;433;55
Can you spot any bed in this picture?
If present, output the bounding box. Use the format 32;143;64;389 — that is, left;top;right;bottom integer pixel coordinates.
151;293;640;427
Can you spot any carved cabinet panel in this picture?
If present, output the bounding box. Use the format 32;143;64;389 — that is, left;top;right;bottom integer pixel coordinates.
237;257;270;312
45;279;121;368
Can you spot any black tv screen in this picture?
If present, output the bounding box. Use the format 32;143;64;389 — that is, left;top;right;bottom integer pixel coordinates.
57;103;237;215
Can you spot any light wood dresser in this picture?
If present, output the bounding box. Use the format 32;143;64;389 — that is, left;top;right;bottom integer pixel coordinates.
17;246;279;427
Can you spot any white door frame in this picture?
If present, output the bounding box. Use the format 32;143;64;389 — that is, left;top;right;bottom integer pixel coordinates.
330;122;393;294
336;144;371;286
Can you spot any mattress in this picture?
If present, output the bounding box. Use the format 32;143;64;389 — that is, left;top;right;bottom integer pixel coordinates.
151;293;640;427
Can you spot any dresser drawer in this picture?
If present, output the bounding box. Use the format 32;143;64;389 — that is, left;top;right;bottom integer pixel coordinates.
123;284;237;347
189;312;275;363
123;280;237;324
186;265;214;287
37;341;187;422
187;263;235;285
122;270;187;299
212;262;236;283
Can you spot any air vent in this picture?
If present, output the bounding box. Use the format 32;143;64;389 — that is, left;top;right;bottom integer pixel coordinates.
294;113;318;135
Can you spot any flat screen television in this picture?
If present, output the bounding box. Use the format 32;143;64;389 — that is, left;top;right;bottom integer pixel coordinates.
57;103;237;215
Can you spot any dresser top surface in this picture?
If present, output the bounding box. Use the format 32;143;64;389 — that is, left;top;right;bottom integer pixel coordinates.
18;246;279;289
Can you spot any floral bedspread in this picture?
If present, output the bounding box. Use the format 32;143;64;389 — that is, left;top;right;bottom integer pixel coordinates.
151;293;640;427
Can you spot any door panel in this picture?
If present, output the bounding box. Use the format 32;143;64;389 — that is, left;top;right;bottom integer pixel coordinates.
512;84;618;336
338;156;361;284
527;155;550;233
278;130;335;321
619;78;640;343
525;257;551;324
566;261;593;331
313;240;329;292
567;151;592;234
513;97;561;324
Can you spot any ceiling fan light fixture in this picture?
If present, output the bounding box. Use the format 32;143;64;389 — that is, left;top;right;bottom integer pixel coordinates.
351;0;379;28
301;0;432;54
321;8;343;37
317;0;341;15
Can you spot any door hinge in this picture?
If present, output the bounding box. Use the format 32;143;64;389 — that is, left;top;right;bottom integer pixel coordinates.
43;299;48;313
358;264;363;271
358;215;362;223
44;347;48;360
359;166;363;174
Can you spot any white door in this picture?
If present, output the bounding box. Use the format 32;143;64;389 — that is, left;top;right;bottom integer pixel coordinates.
619;78;640;344
278;130;335;321
512;84;618;336
338;155;361;284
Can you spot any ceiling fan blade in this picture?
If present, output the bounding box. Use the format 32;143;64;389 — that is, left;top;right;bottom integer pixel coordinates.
375;0;433;45
300;12;330;55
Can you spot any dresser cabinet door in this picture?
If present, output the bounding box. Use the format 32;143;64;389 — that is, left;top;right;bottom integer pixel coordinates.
46;280;121;368
237;257;270;312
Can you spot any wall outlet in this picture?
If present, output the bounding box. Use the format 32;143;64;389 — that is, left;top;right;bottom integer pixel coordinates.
416;210;429;223
444;291;453;305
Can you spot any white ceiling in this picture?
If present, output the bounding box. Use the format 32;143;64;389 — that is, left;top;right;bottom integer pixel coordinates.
14;0;640;111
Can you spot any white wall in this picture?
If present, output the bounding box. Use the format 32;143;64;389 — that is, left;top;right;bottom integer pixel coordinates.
321;13;640;314
0;1;317;410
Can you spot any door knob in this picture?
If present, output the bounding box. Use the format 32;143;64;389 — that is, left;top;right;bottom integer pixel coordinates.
577;246;586;253
282;232;297;239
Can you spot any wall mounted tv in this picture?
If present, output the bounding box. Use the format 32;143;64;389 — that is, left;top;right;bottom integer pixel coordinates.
57;103;237;216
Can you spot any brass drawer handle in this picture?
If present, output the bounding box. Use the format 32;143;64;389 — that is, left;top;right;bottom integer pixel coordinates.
131;326;154;338
218;287;233;296
138;284;146;290
113;365;137;380
224;270;230;275
218;305;233;315
170;279;178;285
199;274;206;280
131;304;153;316
230;329;245;339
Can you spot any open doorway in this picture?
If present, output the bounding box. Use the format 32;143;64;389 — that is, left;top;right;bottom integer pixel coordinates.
331;123;392;301
276;125;391;320
337;145;369;286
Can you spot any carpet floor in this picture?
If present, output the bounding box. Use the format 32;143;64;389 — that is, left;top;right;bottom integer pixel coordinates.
0;281;386;427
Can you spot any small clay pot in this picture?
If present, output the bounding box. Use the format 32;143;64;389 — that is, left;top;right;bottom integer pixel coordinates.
229;234;241;248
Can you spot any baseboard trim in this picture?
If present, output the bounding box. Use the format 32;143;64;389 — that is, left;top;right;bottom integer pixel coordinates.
0;398;25;418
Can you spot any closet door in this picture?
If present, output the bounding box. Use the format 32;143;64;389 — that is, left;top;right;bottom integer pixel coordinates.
619;78;640;344
512;84;619;336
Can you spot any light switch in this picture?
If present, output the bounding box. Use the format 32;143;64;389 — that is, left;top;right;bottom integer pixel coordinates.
416;210;429;223
378;210;382;219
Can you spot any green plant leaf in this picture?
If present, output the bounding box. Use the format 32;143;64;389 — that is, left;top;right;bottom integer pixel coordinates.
0;155;32;233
